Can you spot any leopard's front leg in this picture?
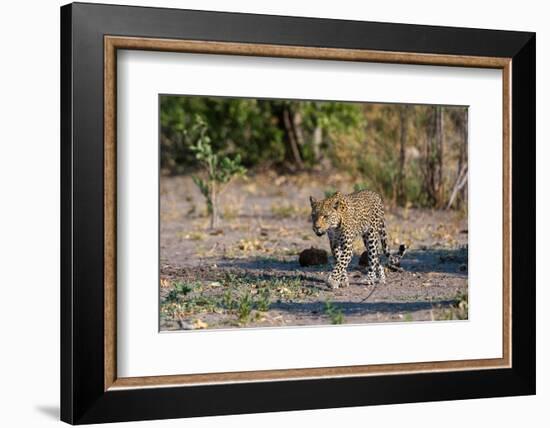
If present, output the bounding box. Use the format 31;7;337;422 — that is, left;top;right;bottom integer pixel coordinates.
327;230;352;289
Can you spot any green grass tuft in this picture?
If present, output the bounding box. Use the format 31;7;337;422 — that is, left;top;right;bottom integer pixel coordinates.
324;301;345;325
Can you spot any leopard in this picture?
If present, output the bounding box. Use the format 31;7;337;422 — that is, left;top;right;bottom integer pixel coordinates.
309;189;404;289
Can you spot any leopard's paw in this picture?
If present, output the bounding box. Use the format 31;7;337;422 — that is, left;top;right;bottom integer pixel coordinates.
339;276;349;288
327;275;340;289
364;270;378;286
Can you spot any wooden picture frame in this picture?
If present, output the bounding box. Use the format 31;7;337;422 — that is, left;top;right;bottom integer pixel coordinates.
61;2;535;424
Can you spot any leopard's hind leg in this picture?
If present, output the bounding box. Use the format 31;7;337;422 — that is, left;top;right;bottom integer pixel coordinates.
364;228;385;284
379;219;391;259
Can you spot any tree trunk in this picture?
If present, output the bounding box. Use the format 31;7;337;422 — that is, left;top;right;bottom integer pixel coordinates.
292;110;305;147
423;106;437;206
459;108;468;207
312;125;323;162
210;181;218;229
423;106;445;208
435;106;444;207
397;105;408;205
282;106;304;169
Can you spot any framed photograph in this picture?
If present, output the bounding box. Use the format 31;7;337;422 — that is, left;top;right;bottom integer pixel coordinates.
61;2;535;424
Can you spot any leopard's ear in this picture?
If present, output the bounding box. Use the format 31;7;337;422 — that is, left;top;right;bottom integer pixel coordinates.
309;196;317;206
333;191;342;199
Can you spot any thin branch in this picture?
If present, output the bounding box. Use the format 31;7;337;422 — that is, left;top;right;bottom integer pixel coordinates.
446;164;468;210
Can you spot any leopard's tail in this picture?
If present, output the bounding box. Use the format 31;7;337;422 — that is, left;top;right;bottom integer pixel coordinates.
380;220;406;268
387;244;407;270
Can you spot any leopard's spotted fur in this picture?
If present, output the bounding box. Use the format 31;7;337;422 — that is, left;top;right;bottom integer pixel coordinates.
309;190;401;289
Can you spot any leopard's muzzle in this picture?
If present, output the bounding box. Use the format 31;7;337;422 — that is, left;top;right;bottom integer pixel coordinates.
313;226;325;237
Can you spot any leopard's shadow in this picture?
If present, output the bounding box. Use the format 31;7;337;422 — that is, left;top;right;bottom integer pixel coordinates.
270;299;458;316
216;256;387;290
216;246;467;282
397;247;468;275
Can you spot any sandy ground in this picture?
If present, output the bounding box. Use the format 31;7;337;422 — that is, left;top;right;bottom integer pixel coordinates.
160;173;468;331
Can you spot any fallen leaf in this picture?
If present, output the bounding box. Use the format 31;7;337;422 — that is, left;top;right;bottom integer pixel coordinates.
193;319;208;329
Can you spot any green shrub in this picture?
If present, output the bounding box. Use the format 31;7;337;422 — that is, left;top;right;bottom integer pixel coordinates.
190;116;247;228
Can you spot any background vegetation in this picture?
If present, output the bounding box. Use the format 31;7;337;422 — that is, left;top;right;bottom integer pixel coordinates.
160;95;468;210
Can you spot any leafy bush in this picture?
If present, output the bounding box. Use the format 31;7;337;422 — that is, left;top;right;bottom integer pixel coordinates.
161;96;469;209
189;116;246;228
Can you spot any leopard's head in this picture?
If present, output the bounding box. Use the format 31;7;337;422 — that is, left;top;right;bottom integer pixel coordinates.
309;192;344;236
